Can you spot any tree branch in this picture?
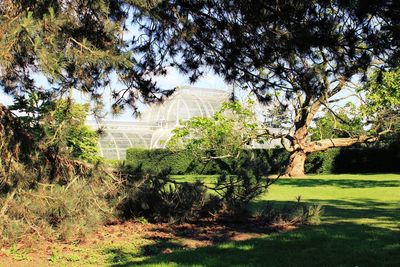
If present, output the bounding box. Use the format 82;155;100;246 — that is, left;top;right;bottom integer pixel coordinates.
305;130;391;153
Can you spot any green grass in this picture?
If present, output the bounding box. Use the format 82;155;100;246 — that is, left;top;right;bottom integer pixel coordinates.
121;173;400;267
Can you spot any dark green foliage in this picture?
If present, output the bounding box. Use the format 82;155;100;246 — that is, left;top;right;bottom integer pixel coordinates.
117;163;271;223
126;148;289;175
125;148;196;175
125;148;229;174
333;144;400;173
117;166;207;223
127;145;400;175
305;141;400;174
305;149;341;174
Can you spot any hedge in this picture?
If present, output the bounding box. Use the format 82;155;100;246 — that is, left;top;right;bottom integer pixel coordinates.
126;148;289;175
126;142;400;175
305;142;400;173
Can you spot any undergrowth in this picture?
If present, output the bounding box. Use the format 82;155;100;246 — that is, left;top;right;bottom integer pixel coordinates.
0;104;320;247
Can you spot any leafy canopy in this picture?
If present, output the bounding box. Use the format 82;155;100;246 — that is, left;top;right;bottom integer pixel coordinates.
0;0;170;115
362;68;400;135
134;0;400;101
168;100;267;159
9;94;101;163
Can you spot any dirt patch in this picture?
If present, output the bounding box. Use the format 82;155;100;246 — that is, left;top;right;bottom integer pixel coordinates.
0;218;296;266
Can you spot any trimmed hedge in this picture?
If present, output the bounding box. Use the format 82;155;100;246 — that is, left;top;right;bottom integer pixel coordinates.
332;143;400;173
126;142;400;175
305;142;400;174
126;148;289;175
126;148;204;175
305;149;340;174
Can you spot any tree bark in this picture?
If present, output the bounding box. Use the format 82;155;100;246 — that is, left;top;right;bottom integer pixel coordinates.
280;91;389;177
283;134;386;177
305;135;381;153
284;149;307;177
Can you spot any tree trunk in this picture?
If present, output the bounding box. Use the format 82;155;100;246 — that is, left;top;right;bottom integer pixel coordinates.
280;94;387;177
284;150;307;177
283;121;309;177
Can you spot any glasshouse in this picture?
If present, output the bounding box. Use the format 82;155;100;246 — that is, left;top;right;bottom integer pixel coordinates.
87;86;230;159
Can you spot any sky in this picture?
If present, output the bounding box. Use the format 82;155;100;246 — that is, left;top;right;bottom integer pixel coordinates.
0;20;359;122
0;65;360;122
0;19;232;121
0;67;233;121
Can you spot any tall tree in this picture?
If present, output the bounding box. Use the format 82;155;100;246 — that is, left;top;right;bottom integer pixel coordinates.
133;0;400;176
0;0;169;115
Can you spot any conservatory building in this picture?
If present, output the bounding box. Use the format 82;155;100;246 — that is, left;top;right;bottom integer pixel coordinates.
87;86;230;160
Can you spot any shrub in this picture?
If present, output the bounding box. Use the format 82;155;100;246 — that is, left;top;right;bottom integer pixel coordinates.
258;197;322;226
0;179;111;245
332;143;400;173
305;149;340;174
305;141;400;174
126;148;194;174
126;148;289;175
116;166;207;222
117;161;272;223
127;142;400;175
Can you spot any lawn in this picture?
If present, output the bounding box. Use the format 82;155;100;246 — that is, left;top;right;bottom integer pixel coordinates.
130;174;400;267
2;174;399;266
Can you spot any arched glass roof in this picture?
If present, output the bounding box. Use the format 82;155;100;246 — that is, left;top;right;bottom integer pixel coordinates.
140;87;229;126
88;86;230;160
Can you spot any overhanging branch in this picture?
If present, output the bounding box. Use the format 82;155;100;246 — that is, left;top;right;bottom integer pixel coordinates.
305;130;391;153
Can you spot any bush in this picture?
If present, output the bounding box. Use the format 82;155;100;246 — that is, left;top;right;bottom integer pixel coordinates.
117;163;272;223
126;148;196;174
127;143;400;175
117;166;208;222
333;143;400;173
305;142;400;174
258;197;322;226
126;148;289;175
305;149;340;174
0;179;111;246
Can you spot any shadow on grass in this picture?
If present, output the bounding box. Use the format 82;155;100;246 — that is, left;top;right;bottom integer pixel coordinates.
275;178;400;188
107;197;400;267
114;222;400;267
252;198;400;223
309;199;400;221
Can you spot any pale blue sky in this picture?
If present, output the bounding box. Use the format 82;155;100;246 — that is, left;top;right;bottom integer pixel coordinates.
0;22;359;121
0;67;232;121
0;21;232;121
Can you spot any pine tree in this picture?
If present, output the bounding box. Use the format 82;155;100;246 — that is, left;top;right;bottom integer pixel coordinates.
134;0;400;176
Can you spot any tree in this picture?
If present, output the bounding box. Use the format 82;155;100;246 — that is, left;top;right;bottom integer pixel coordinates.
361;67;400;141
9;93;102;162
134;0;400;176
44;99;102;163
168;100;268;159
167;101;275;214
0;0;169;116
0;0;171;179
310;103;364;141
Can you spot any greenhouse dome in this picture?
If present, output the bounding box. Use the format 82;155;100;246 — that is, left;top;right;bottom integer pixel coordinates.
88;86;230;160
